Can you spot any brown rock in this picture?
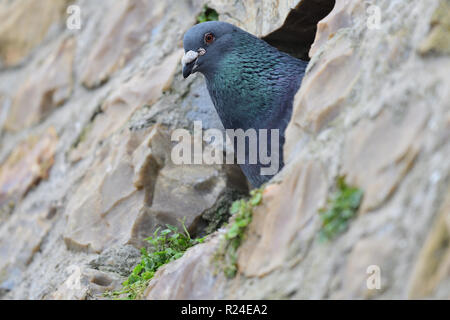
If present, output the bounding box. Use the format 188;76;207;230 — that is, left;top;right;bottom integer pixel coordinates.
211;0;298;37
337;235;396;299
64;124;245;253
5;38;76;132
418;0;450;56
309;0;364;57
0;93;8;133
128;133;248;246
0;0;70;67
81;0;167;88
2;0;449;301
283;0;365;157
285;36;360;153
49;267;123;300
0;127;58;207
70;49;182;163
0;207;53;289
342;104;429;213
142;159;328;299
141;164;227;233
132;125;170;191
238;160;328;277
408;187;450;299
144;234;226;299
64;127;153;253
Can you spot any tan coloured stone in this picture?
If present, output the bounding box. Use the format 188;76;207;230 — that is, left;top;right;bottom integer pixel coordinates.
65;124;245;253
337;235;396;299
143;164;226;231
5;38;76;132
1;0;449;300
238;160;328;277
408;187;450;299
132;125;170;190
0;93;7;133
309;0;364;57
342;104;429;213
130;132;248;244
285;36;360;159
64;127;153;253
0;207;53;286
0;0;70;67
211;0;335;59
0;127;58;206
211;0;301;37
418;0;450;55
261;0;337;59
142;160;328;298
70;49;182;163
144;234;226;299
81;0;166;88
50;267;123;300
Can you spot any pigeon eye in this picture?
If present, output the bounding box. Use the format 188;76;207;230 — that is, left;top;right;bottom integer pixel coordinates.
204;32;215;44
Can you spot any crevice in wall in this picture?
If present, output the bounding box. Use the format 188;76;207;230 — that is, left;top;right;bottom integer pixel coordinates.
263;0;336;60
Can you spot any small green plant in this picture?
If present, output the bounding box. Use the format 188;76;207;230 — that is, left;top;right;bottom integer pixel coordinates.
105;221;204;300
318;177;364;242
216;188;263;278
197;5;219;23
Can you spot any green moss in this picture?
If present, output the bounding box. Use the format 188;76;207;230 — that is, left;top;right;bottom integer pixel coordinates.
318;177;363;242
215;188;263;278
197;5;219;23
105;220;204;300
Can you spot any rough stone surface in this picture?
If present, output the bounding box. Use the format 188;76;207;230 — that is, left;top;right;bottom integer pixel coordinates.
0;0;70;68
0;128;58;216
342;104;429;212
147;0;450;300
64;124;245;253
238;161;328;277
80;0;166;88
69;50;182;163
0;93;8;134
418;0;450;55
0;0;449;300
144;233;227;300
5;38;75;132
407;187;450;299
88;245;141;277
49;267;124;300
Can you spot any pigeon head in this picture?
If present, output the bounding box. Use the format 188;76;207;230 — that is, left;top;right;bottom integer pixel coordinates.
182;21;239;79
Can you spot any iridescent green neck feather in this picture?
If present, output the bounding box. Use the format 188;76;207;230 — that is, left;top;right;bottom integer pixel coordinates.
204;32;307;132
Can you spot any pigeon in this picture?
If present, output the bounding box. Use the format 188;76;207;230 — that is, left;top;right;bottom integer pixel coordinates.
182;21;308;188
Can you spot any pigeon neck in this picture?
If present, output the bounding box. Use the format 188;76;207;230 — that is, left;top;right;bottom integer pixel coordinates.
205;73;271;130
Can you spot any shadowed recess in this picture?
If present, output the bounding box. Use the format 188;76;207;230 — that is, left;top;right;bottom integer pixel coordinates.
263;0;336;60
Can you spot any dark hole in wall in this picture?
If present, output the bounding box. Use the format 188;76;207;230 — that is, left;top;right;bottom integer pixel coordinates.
263;0;336;60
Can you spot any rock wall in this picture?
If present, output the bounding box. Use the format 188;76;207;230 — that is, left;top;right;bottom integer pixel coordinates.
0;0;449;299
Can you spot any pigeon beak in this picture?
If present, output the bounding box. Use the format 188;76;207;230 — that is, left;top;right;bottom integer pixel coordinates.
182;50;199;79
182;61;196;79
